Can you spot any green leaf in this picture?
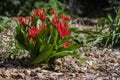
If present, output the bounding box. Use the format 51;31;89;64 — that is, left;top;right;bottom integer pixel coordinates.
50;51;69;59
37;26;50;43
32;44;53;64
58;36;71;45
69;27;100;35
53;29;59;45
0;25;4;32
50;50;80;61
15;26;25;48
15;25;30;50
107;14;113;22
70;52;81;60
29;39;35;50
39;43;47;52
16;25;22;33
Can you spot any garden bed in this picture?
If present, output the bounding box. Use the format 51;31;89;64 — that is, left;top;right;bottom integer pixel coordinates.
0;18;120;80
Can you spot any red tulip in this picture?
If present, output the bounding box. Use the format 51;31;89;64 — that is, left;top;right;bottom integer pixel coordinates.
41;15;47;21
55;22;71;37
27;34;36;44
61;14;71;22
27;35;36;44
27;35;31;41
50;9;57;14
63;41;71;48
18;17;26;26
29;16;34;22
59;27;71;37
52;15;59;26
34;9;45;17
39;24;46;31
28;26;40;38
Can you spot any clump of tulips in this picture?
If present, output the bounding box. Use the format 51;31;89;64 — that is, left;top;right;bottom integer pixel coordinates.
15;8;80;64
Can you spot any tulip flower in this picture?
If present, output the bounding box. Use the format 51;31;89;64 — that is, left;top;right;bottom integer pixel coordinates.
50;9;57;14
18;17;26;27
63;41;71;48
28;26;39;38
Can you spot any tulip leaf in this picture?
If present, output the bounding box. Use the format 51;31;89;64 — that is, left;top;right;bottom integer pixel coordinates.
39;43;47;52
53;29;59;45
58;36;71;45
50;50;79;60
29;39;35;50
69;27;100;34
32;44;53;64
15;26;28;50
50;51;69;59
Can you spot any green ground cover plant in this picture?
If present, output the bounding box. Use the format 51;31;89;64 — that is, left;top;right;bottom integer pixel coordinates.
96;10;120;47
71;10;120;48
0;17;11;32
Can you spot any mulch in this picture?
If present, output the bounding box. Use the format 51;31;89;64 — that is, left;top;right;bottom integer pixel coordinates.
0;18;120;80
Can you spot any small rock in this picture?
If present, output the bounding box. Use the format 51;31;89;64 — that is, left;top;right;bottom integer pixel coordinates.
2;70;10;77
37;73;43;77
80;67;87;72
34;67;41;73
110;59;117;63
96;77;103;80
113;49;120;55
30;71;37;76
10;72;18;77
23;70;31;75
25;76;31;80
41;70;49;73
18;73;25;79
69;73;76;77
50;72;63;76
86;60;93;66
